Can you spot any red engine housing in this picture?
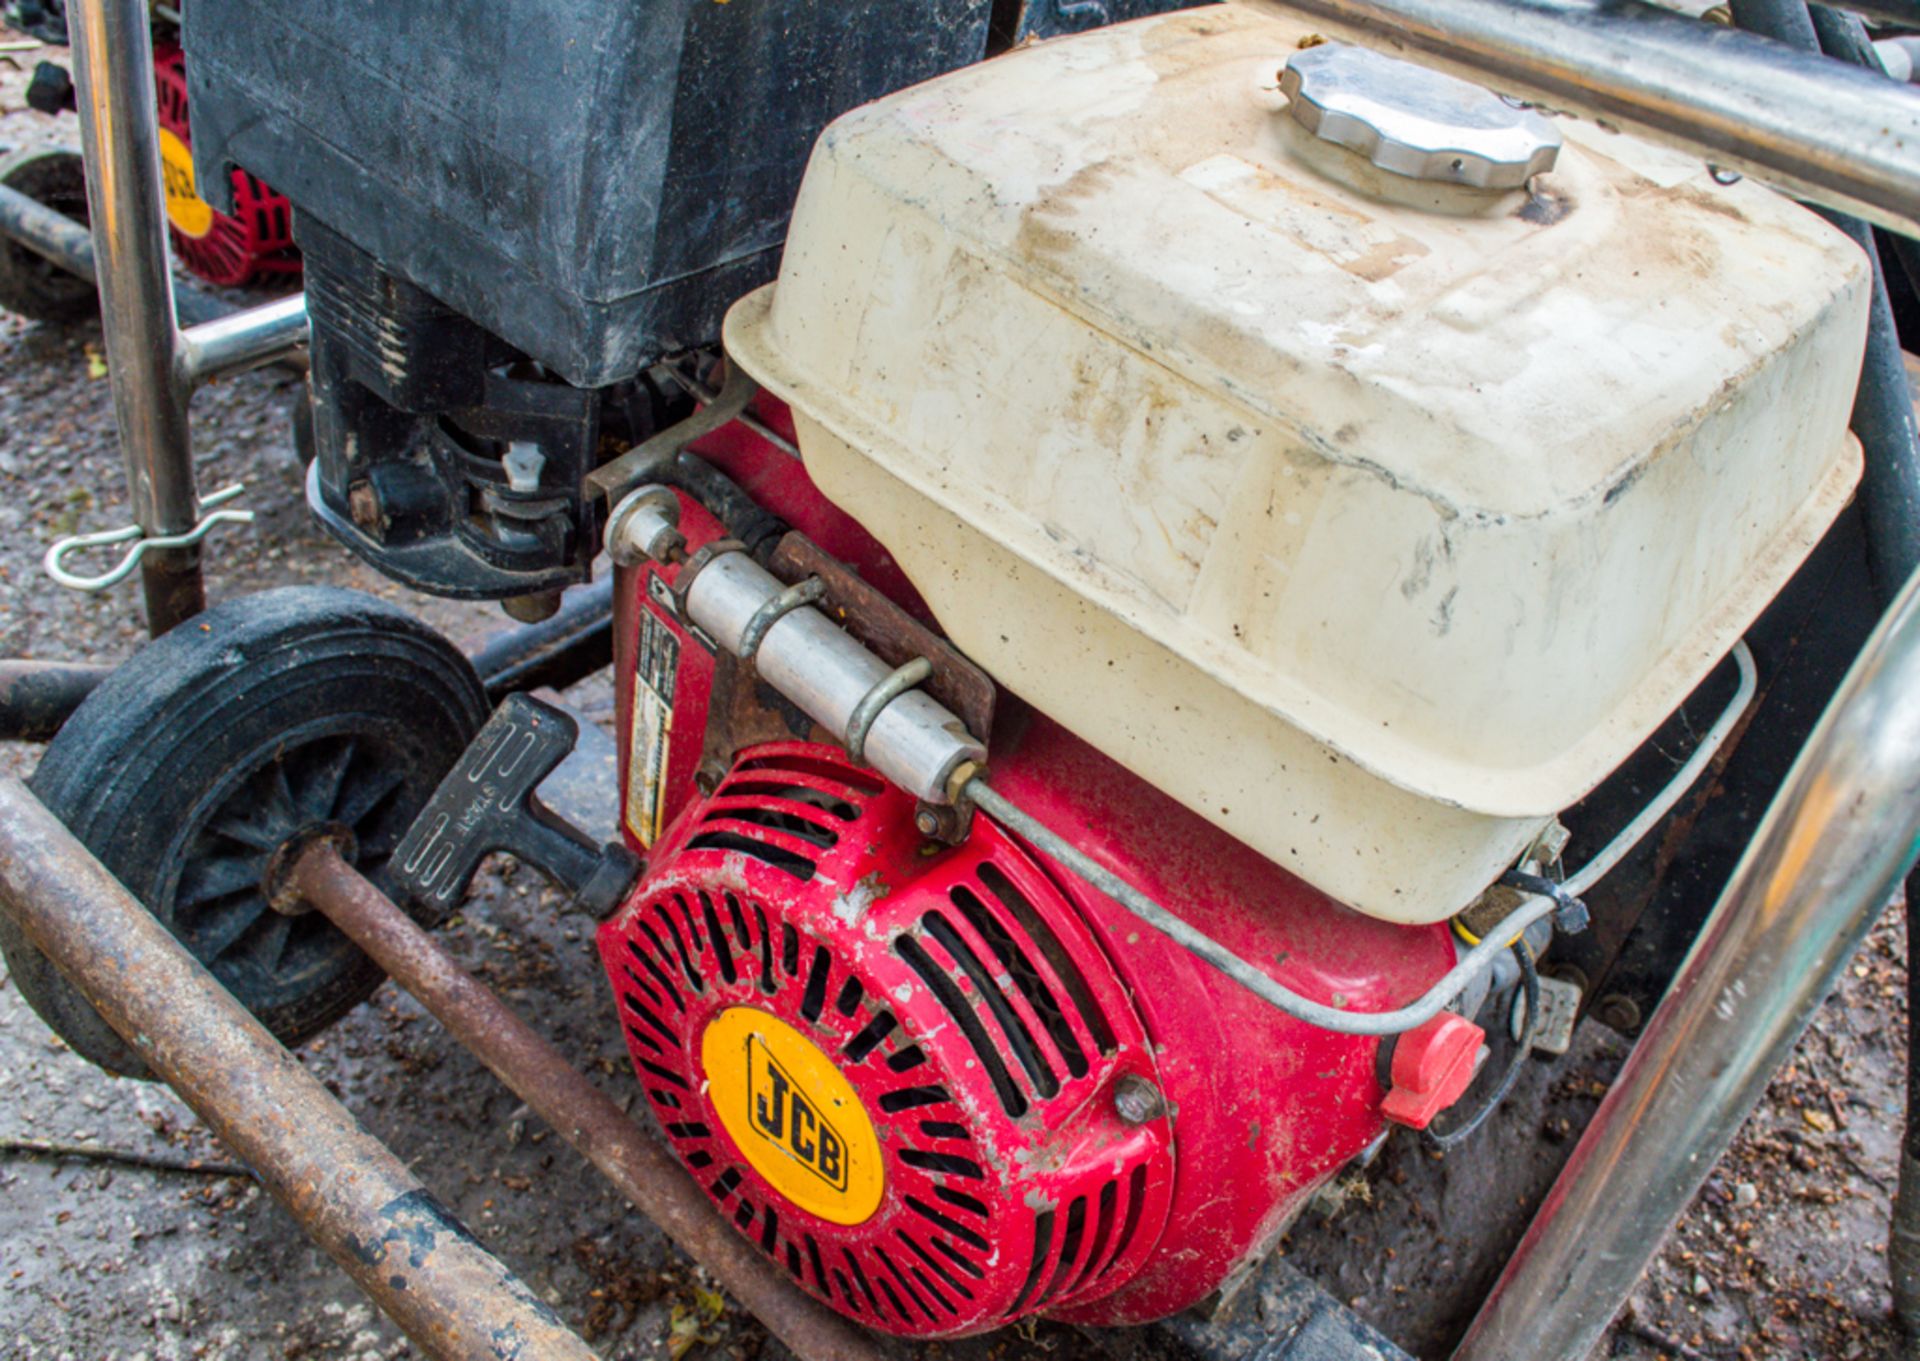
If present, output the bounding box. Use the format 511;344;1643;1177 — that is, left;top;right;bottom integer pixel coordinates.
598;400;1457;1335
153;44;300;288
601;741;1176;1333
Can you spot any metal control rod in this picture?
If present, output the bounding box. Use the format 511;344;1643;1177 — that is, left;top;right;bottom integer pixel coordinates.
611;485;1565;1036
64;0;308;634
0;778;602;1361
1454;563;1920;1361
1231;0;1920;237
284;842;889;1361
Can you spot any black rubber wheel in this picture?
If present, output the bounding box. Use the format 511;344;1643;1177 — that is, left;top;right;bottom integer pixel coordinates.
0;146;97;325
0;587;488;1078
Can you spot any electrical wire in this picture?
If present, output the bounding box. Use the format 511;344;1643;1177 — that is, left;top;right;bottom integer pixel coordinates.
1422;943;1541;1150
1561;641;1757;896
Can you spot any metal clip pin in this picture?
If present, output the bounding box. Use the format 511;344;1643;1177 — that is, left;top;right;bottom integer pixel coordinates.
44;482;254;592
845;657;934;768
738;577;827;660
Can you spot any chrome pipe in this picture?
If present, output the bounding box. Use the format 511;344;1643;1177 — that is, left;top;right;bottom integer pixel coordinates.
66;0;201;633
179;293;308;387
1454;564;1920;1361
1233;0;1920;237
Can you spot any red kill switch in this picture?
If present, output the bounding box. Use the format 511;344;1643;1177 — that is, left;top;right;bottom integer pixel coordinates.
1381;1013;1485;1130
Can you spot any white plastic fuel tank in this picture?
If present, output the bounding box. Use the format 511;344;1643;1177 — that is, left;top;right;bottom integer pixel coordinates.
723;5;1870;924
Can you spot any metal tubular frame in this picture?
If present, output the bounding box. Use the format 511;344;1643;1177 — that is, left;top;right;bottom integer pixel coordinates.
0;778;604;1361
61;0;307;635
1454;563;1920;1360
0;660;113;742
1230;0;1920;237
0;775;882;1360
285;844;889;1361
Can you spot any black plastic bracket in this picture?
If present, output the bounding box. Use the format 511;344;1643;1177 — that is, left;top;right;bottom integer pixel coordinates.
391;693;639;916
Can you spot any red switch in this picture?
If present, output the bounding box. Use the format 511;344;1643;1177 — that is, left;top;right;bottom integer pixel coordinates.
1381;1014;1485;1130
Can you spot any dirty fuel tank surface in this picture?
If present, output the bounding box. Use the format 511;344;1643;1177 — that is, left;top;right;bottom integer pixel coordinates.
725;6;1870;923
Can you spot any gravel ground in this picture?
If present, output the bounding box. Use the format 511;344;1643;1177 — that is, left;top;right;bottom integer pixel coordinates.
0;27;1914;1361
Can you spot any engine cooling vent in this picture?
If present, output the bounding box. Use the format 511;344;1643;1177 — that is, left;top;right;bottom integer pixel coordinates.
597;742;1173;1337
153;44;299;288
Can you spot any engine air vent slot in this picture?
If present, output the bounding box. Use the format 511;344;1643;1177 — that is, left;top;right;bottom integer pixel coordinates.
733;752;884;797
978;861;1116;1055
895;933;1029;1117
684;829;820;881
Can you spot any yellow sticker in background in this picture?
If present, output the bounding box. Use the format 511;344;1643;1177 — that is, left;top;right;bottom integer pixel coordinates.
157;127;214;239
702;1007;884;1225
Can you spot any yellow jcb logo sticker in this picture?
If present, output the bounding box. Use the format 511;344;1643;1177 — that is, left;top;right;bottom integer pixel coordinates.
702;1007;884;1225
749;1034;847;1191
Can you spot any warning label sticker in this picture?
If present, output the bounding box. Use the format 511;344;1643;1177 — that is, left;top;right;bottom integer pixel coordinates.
626;606;679;847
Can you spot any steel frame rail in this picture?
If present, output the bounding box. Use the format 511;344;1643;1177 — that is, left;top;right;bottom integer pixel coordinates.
0;779;603;1361
1454;562;1920;1359
62;0;308;633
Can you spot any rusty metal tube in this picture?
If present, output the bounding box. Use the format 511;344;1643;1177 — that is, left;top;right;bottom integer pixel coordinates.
0;777;602;1361
287;843;890;1361
0;659;112;741
0;181;253;332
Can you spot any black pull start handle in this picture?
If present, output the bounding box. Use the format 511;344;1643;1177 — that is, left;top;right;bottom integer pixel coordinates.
392;693;639;916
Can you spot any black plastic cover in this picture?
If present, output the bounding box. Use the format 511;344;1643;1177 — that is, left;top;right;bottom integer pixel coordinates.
183;0;995;389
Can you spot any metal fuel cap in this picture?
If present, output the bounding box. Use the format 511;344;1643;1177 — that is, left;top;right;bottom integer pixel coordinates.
1280;43;1561;190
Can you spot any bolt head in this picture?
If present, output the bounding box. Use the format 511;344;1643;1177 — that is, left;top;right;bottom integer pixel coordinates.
1596;994;1642;1033
914;809;941;837
347;481;383;532
1113;1074;1165;1125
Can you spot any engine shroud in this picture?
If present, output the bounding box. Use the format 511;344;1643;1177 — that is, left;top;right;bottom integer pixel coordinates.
599;444;1463;1336
598;743;1174;1335
153;43;298;288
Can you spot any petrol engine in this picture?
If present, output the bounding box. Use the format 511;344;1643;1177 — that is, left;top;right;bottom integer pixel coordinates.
598;480;1460;1332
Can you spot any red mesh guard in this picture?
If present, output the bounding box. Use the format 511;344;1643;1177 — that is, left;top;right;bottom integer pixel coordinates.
154;44;300;288
598;743;1174;1337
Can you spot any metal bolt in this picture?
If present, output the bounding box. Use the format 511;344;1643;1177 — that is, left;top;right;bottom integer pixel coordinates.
501;589;564;624
1113;1074;1165;1125
346;480;383;532
1546;962;1590;996
1596;993;1642;1033
914;809;941;837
